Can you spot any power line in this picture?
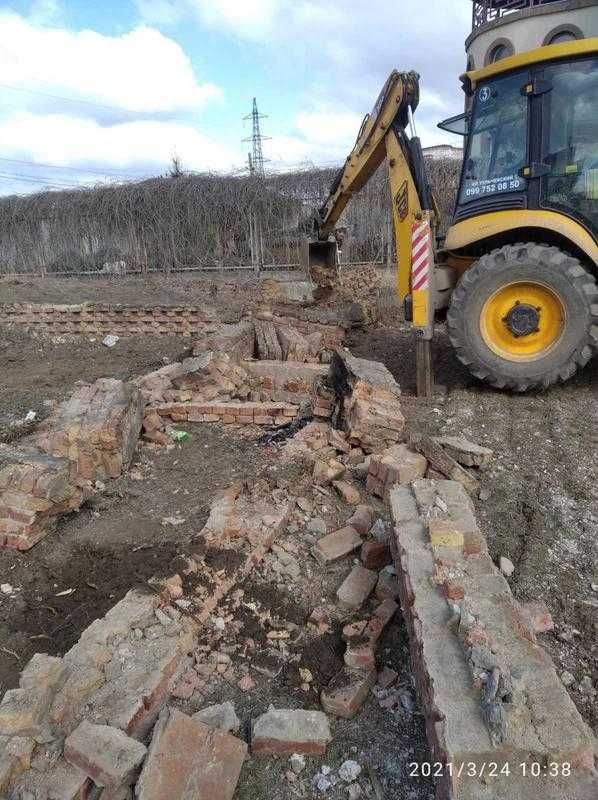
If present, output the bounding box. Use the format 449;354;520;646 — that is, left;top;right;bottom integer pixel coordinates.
0;156;140;179
0;82;144;116
0;173;77;190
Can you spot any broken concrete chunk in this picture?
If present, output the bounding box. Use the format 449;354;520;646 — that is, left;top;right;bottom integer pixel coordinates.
499;556;515;577
64;720;147;788
434;436;494;468
136;707;247;800
19;653;66;693
337;565;378;610
193;702;240;733
252;709;332;756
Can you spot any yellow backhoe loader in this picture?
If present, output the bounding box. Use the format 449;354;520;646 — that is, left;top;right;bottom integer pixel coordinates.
309;38;598;393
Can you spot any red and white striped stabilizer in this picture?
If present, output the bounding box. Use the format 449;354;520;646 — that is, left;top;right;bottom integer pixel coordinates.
411;219;431;291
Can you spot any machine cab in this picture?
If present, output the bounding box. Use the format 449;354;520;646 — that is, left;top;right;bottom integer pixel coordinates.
440;40;598;245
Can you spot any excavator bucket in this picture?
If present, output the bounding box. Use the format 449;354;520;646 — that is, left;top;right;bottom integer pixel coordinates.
307;240;339;290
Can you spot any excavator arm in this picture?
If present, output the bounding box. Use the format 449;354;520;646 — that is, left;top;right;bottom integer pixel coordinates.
309;70;437;336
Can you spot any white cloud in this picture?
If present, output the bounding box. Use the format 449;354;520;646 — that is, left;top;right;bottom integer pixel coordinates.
136;0;280;37
189;0;279;38
0;112;240;173
294;111;363;148
136;0;471;159
0;11;221;113
0;9;235;195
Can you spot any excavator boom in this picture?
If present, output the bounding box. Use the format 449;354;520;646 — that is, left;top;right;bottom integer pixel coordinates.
316;70;421;238
309;70;436;340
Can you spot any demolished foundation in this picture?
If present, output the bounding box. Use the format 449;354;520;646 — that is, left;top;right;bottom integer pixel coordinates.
1;314;596;799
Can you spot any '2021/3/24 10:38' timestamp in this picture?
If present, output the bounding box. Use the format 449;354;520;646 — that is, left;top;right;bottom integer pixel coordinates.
408;762;573;779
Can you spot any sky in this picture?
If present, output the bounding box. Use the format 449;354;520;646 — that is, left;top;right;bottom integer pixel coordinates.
0;0;473;196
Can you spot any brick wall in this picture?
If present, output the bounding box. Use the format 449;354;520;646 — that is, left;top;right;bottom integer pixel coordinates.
0;303;348;345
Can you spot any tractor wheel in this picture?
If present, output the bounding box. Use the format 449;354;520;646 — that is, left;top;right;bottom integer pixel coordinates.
446;243;598;391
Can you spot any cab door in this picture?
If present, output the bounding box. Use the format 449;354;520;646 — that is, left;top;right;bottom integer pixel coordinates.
540;56;598;242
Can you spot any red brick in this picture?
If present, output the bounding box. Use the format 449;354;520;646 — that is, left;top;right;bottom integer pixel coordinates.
344;644;375;671
361;541;391;570
347;505;374;536
336;565;377;610
251;709;331;756
312;526;361;565
136;707;247;800
321;668;376;719
64;721;147;788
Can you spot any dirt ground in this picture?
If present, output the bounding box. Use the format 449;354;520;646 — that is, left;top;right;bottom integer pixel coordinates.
349;322;598;736
0;271;303;306
0;328;189;439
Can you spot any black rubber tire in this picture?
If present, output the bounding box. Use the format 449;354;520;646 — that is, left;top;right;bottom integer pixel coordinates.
447;243;598;391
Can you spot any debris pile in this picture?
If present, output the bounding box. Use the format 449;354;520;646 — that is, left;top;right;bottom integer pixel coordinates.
0;589;194;797
0;444;88;550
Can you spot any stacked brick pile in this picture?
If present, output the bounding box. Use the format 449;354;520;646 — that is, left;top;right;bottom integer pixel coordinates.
0;301;349;354
338;263;383;323
0;379;144;550
0;445;88;550
254;314;329;365
330;349;405;452
36;379;144;483
136;353;253;406
390;479;598;800
191;319;257;360
272;311;347;350
0;589;195;797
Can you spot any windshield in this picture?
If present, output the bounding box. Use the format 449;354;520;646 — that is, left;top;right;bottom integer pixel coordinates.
459;72;527;204
542;58;598;235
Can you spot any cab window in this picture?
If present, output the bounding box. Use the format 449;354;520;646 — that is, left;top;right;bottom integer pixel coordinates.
459;72;527;205
542;58;598;234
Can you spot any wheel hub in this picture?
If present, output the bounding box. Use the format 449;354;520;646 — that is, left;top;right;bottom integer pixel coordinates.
503;302;540;337
480;281;566;362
